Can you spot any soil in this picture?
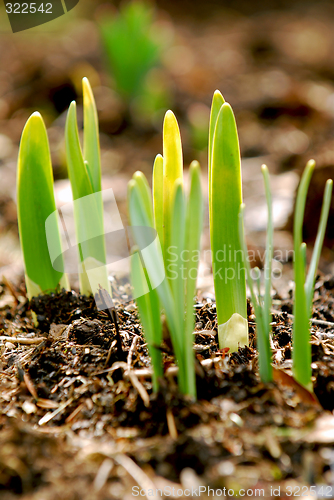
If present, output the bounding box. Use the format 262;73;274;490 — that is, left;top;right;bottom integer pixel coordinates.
0;273;334;499
1;0;334;498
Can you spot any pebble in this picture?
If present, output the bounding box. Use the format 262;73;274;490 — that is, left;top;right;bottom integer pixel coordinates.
22;400;37;414
126;303;137;312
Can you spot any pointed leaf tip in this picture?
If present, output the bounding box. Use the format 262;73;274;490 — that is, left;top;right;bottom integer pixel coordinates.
82;77;93;98
164;109;175;120
30;111;42;119
190;160;200;169
213;89;225;100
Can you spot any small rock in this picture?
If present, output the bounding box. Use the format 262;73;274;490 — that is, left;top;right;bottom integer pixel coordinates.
22;400;37;414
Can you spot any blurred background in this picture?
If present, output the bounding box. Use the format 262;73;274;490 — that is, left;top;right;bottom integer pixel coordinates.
1;0;334;294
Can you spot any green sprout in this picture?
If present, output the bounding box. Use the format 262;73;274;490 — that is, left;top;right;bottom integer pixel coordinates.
129;171;163;392
292;160;333;390
209;91;248;352
239;165;273;383
99;1;160;101
128;160;203;398
65;78;111;297
162;110;183;274
17;112;69;300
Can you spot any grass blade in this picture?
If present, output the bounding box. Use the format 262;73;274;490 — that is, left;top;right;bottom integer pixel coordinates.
261;165;273;337
162;110;183;269
132;171;154;227
65;101;109;295
130;249;163;392
293;160;315;253
153;154;164;250
292;160;316;390
292;160;332;390
211;103;247;350
208;90;224;219
305;179;333;311
83;77;102;193
293;241;311;388
184;160;203;398
238;204;272;382
65;101;94;200
17;112;69;298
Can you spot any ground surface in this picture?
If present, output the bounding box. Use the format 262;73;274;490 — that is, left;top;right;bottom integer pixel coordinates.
0;275;334;499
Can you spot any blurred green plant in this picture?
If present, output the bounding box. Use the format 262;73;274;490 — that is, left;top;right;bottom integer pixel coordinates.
292;160;333;390
17;112;69;300
65;78;111;297
99;0;170;120
209;91;248;352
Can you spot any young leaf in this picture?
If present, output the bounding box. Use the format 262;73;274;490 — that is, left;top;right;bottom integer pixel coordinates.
162;110;183;269
292;160;333;389
239;201;272;383
153;154;164;250
130;249;163;392
211;102;247;350
208;90;225;212
65;100;109;296
83;77;102;193
305;179;333;310
184;160;203;398
17;112;69;298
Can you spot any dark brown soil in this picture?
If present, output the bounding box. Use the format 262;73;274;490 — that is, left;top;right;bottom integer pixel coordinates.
1;274;334;499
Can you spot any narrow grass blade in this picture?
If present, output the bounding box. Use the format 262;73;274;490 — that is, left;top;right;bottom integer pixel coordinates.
292;162;332;390
132;171;154;227
128;178;183;385
130;249;163;392
128;179;175;330
261;165;273;337
83;77;102;193
305;179;333;311
65;101;108;295
162;110;183;269
293;160;315;252
169;180;186;391
17;112;69;298
153;154;164;250
292;160;316;390
184;160;203;398
239;204;272;382
293;241;311;388
208;90;224;219
170;180;185;337
211;103;247;350
65;101;94;200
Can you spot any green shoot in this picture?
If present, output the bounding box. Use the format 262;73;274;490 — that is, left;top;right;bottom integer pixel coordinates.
128;161;203;398
238;165;273;383
65;78;110;297
152;154;164;251
130;249;163;392
99;1;160;100
17;112;69;299
292;160;333;390
209;93;247;351
162;110;183;272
